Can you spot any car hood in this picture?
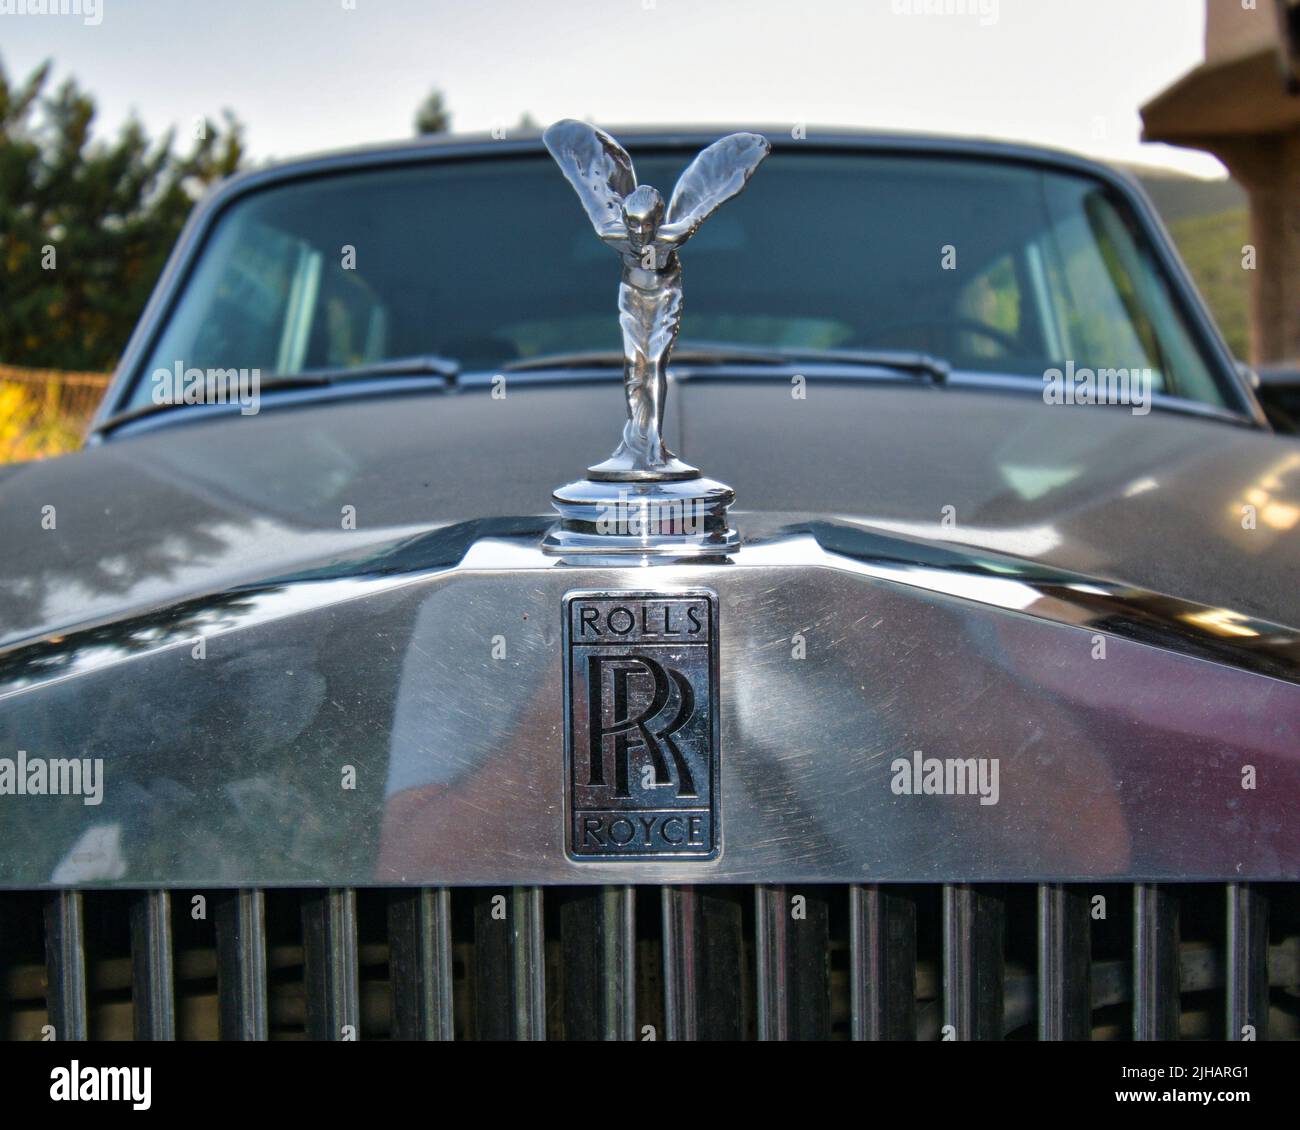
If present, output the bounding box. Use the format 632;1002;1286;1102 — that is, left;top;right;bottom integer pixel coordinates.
3;379;1300;887
2;379;1298;644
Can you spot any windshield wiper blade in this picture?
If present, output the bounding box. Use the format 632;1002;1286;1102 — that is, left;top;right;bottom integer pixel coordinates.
502;342;788;372
502;342;949;383
770;347;950;383
93;354;461;437
263;354;461;388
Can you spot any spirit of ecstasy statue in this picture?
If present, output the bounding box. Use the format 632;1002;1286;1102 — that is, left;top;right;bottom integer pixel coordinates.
543;120;771;482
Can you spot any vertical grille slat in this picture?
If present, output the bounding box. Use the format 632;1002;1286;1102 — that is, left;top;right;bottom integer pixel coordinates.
754;885;788;1040
302;888;360;1041
660;886;743;1040
660;886;698;1040
12;880;1294;1041
1133;883;1180;1040
387;888;454;1040
1226;883;1269;1041
562;886;636;1040
43;890;88;1041
942;884;1005;1040
849;885;917;1040
473;887;545;1040
755;885;830;1040
129;889;176;1040
214;889;268;1040
1036;883;1091;1040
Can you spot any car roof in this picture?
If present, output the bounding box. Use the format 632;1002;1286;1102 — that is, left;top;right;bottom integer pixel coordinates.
212;125;1150;203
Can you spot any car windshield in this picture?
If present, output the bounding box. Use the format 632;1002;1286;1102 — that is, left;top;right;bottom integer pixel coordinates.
129;148;1230;411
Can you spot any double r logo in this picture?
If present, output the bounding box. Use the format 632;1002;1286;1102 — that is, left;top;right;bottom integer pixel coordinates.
586;654;697;799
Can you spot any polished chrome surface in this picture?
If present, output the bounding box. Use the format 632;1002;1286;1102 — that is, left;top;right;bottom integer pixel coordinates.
43;890;88;1039
301;887;360;1040
387;887;454;1040
10;881;1295;1041
214;889;268;1040
543;120;770;482
1;515;1297;886
849;885;917;1040
942;884;1005;1040
660;886;699;1040
660;884;754;1035
508;887;546;1041
561;886;637;1040
543;475;739;562
1133;883;1180;1040
130;889;177;1040
1225;883;1270;1040
1036;883;1091;1040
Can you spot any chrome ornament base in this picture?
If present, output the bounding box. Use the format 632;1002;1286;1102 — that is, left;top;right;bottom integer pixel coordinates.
543;475;739;561
586;456;700;483
585;442;701;482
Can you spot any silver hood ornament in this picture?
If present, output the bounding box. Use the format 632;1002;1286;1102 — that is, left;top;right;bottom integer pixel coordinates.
540;120;771;561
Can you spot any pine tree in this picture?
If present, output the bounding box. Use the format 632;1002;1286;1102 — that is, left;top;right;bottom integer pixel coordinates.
414;88;451;135
0;56;245;371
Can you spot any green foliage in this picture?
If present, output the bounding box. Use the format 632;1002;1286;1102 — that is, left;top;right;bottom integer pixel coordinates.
1165;207;1251;360
414;88;451;135
0;379;84;462
0;55;245;371
1130;170;1251;359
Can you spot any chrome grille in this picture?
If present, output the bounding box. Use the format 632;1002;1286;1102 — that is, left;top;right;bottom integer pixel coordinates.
1;883;1295;1040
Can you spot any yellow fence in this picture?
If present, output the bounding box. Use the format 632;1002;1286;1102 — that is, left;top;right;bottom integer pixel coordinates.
0;365;112;463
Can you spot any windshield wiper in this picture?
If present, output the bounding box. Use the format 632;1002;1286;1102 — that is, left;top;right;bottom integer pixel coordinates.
769;346;950;383
503;342;950;383
93;354;461;438
502;343;788;372
259;353;461;389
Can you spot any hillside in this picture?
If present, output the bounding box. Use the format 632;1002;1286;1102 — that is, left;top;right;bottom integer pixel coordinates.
1128;166;1246;222
1128;167;1250;358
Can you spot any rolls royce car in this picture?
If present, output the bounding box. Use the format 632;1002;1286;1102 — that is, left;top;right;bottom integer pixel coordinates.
0;128;1296;1042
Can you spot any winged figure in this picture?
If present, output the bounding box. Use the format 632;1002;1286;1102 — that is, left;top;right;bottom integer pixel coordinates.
544;120;771;481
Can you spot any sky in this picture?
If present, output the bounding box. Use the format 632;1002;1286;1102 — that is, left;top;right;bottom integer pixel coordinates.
0;0;1227;177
